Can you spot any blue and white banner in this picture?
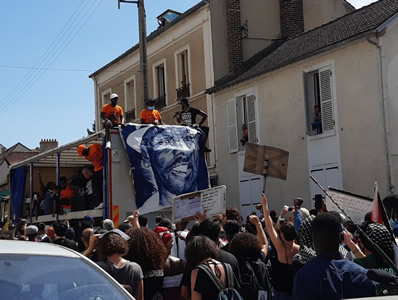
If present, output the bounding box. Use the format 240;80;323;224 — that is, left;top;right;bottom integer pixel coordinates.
120;124;209;214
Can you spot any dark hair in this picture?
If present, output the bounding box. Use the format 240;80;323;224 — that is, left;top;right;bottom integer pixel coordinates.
186;223;200;243
224;220;241;241
53;222;68;237
364;212;372;223
180;98;189;105
328;211;343;224
155;214;165;224
158;218;172;230
279;222;296;241
185;235;219;268
15;219;27;237
118;223;132;233
59;176;67;183
38;223;46;231
312;213;341;252
125;227;168;273
229;232;262;260
309;209;318;216
97;232;129;260
138;215;148;227
225;206;242;223
198;218;221;244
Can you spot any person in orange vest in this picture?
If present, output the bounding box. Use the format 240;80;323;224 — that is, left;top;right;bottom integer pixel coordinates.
77;144;104;209
101;93;124;149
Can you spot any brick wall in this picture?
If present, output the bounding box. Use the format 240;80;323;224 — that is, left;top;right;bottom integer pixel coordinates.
226;0;243;73
280;0;304;39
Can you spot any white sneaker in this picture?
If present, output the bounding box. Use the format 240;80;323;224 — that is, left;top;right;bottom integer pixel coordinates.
94;202;104;209
105;141;111;149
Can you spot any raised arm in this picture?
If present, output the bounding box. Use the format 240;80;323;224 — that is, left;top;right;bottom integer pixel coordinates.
261;194;284;252
249;215;269;255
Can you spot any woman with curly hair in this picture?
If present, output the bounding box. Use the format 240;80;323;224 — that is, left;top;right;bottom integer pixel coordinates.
125;227;168;300
229;230;271;300
96;229;144;300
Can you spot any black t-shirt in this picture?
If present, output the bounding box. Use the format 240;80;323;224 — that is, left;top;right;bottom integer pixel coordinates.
194;262;240;300
53;237;78;251
181;249;241;288
179;107;200;126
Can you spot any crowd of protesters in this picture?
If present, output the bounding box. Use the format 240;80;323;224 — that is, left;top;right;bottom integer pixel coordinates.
2;192;398;300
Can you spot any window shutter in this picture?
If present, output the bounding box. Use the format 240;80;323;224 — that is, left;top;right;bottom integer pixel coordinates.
319;66;335;133
246;94;258;143
227;98;238;153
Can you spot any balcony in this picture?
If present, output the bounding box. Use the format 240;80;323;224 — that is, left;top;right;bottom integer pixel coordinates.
125;109;136;122
176;83;190;100
154;94;167;110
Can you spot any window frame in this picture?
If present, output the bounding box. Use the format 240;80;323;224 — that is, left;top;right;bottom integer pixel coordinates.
152;58;168;107
123;75;137;115
303;61;337;140
174;45;191;90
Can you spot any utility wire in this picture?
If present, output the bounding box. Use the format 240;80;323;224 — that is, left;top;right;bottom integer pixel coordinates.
0;0;104;115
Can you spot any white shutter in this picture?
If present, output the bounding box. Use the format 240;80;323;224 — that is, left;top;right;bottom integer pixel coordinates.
246;94;258;143
227;98;239;153
319;66;335;133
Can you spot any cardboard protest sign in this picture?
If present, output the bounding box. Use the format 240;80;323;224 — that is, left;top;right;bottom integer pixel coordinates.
172;185;226;223
326;187;372;224
243;143;289;180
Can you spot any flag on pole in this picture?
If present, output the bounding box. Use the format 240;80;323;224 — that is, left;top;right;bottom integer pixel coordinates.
371;182;396;243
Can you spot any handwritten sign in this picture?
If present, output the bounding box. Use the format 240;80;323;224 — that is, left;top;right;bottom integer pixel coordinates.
172;186;226;223
326;188;372;224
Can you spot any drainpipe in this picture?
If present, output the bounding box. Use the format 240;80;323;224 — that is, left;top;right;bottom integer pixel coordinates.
367;33;394;194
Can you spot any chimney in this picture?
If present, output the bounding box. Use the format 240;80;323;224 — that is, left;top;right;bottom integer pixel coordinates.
226;0;243;73
39;139;58;152
280;0;304;39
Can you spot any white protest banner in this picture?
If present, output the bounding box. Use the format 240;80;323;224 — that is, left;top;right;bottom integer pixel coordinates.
326;187;372;224
172;186;226;223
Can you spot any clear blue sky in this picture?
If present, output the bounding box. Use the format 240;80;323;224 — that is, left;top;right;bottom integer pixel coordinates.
0;0;375;149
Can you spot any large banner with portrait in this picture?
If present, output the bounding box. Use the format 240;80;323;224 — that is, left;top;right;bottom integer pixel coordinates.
120;124;210;214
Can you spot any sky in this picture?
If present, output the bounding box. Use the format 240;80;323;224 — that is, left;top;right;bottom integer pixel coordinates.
0;0;377;149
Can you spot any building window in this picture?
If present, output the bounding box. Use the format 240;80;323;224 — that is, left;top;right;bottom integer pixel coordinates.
153;60;167;110
227;92;258;153
304;66;335;136
124;76;136;122
175;47;191;100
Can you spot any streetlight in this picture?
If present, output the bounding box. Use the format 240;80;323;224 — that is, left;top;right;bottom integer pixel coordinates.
118;0;149;106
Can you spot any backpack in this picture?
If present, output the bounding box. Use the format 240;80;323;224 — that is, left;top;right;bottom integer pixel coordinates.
196;263;243;300
239;258;271;300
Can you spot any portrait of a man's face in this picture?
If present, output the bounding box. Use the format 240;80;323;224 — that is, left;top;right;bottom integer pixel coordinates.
141;126;200;196
122;124;209;213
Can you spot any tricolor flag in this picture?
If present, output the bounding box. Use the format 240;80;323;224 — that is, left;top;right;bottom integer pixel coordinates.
371;182;396;244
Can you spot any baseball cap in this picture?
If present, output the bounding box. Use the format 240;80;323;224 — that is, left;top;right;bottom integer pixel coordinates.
110;93;119;100
123;215;134;223
77;145;86;157
84;215;94;224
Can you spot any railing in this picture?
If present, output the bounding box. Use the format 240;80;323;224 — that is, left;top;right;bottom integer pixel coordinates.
154;94;167;110
176;83;190;100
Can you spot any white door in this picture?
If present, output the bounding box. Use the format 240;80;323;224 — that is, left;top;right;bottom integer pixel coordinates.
238;152;264;220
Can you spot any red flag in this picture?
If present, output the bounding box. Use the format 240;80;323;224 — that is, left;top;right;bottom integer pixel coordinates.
371;182;383;224
371;182;396;243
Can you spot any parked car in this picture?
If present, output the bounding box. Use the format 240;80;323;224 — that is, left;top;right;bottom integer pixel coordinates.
0;240;134;299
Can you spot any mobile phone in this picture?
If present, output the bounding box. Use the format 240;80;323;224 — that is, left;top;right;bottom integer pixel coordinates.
279;218;286;224
314;194;324;210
